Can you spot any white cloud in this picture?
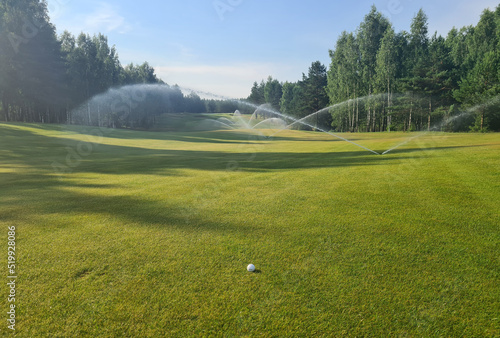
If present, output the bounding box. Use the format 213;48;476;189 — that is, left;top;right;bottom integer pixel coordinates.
49;2;133;35
166;42;198;62
157;64;268;79
84;3;132;34
46;0;70;21
154;62;297;99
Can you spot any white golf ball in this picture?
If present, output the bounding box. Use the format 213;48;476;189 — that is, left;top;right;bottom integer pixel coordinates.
247;264;255;272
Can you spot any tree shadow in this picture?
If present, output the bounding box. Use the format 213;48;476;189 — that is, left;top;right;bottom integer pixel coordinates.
13;122;360;144
1;124;456;177
380;144;489;156
0;169;254;234
1;123;488;234
0;124;396;232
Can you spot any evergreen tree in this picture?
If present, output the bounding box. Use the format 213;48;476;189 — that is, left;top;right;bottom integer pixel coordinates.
290;82;308;119
185;93;206;114
247;81;265;105
427;33;455;128
280;81;296;115
264;76;283;111
0;0;66;122
302;61;330;129
409;9;429;65
454;51;500;131
454;8;500;131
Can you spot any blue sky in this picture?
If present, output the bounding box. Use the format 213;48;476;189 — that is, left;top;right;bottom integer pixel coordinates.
46;0;499;98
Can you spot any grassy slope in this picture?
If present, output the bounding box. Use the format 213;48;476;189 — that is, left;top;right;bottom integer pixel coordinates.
0;123;499;336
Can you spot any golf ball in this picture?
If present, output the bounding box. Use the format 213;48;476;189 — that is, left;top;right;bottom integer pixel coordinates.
247;264;255;272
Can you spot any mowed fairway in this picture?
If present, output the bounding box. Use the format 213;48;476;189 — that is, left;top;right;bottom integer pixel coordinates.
0;122;499;336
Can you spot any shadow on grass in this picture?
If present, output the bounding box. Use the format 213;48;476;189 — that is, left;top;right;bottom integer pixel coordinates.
381;144;490;155
11;122;369;144
0;123;494;235
0;169;253;234
0;124;394;174
13;122;312;144
3;123;488;177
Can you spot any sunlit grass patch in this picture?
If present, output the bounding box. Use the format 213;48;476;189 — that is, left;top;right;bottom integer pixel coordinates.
0;122;499;336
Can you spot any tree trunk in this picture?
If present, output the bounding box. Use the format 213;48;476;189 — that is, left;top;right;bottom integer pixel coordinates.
382;104;386;131
428;97;432;131
1;92;6;121
481;110;484;131
367;107;371;132
366;86;371;132
5;97;11;122
347;87;352;132
387;78;391;132
87;102;91;125
356;93;359;132
2;99;8;122
351;97;355;132
66;102;70;124
408;95;413;132
98;104;101;127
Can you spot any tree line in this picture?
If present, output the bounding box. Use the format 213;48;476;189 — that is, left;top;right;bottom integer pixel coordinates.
1;1;499;132
0;0;222;127
246;5;500;132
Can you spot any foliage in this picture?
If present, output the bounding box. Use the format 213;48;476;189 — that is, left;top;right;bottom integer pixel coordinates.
253;4;500;133
247;80;265;105
1;2;499;132
263;76;283;111
0;1;168;126
0;0;66;122
253;62;329;130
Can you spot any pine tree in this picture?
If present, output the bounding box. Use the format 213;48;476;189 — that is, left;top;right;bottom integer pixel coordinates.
302;61;329;129
263;76;283;112
247;81;265;105
280;82;295;115
426;33;454;129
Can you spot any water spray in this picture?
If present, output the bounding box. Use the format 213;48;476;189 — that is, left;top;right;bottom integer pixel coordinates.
69;84;499;156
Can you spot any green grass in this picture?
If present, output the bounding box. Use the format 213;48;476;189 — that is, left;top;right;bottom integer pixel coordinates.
153;112;216;131
1;122;499;336
153;112;237;131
